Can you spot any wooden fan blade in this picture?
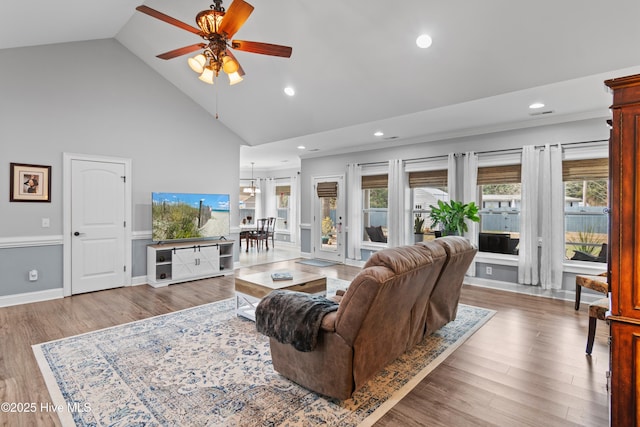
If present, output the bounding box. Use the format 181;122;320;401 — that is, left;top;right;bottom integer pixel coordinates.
231;40;292;58
218;0;254;38
136;5;203;36
225;50;246;76
156;43;207;60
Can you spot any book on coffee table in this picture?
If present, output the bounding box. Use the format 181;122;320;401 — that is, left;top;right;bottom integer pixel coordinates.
271;272;293;281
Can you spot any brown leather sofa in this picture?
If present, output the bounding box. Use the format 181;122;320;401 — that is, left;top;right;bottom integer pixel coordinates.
256;236;477;400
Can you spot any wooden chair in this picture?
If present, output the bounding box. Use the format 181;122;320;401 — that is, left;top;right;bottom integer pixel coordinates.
575;272;608;310
266;217;276;249
586;297;609;355
247;218;268;252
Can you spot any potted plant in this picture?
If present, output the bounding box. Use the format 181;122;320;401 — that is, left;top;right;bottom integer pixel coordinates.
414;215;425;243
428;200;480;236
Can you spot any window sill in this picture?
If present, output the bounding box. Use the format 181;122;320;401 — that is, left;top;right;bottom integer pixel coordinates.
563;260;608;275
476;252;608;275
475;252;519;267
361;241;388;251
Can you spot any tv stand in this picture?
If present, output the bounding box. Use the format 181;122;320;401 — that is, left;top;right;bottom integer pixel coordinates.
147;240;234;287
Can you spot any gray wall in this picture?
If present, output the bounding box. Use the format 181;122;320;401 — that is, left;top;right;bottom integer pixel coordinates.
300;118;608;227
0;39;244;298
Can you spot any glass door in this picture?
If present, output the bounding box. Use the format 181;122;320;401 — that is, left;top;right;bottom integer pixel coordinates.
313;176;344;262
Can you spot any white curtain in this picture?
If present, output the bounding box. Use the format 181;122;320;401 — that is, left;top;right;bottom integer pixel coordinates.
254;178;264;220
263;178;277;219
447;153;458;202
462;152;478;276
518;146;540;285
346;163;362;260
387;159;407;247
289;173;299;243
540;144;564;289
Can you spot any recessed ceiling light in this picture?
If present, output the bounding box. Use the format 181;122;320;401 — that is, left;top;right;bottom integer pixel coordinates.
529;102;545;109
297;145;306;150
284;87;295;96
374;131;384;137
416;34;433;49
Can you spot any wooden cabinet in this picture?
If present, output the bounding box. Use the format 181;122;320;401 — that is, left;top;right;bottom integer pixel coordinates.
147;240;234;287
605;74;640;427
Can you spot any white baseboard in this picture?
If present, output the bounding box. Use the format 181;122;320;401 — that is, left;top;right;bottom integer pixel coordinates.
0;288;64;308
131;275;149;286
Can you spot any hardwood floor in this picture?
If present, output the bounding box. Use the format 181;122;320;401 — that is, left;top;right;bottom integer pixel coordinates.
0;260;609;426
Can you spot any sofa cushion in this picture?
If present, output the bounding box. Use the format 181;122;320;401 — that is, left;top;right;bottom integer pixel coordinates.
422;236;478;335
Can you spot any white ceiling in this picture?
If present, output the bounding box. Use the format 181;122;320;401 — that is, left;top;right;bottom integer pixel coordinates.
3;0;640;171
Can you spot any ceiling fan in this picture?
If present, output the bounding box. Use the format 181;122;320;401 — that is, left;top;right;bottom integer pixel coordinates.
136;0;292;85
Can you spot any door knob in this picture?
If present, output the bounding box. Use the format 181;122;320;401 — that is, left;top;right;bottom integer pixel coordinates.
74;231;81;236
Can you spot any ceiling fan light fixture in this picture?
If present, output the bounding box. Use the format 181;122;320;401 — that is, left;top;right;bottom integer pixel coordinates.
188;54;207;73
228;71;243;85
222;55;239;74
198;67;216;84
195;9;224;35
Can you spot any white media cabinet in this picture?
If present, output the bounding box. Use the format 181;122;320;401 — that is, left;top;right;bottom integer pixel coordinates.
147;240;234;287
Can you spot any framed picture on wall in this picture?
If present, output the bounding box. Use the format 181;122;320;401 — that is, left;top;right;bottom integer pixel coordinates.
10;163;51;202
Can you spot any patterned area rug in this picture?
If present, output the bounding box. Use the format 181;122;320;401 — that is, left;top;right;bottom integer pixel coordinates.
33;279;495;427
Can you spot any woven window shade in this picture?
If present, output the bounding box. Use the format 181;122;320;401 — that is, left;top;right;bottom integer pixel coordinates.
563;158;609;181
477;165;521;185
408;170;447;188
361;174;388;189
316;181;338;198
275;185;290;195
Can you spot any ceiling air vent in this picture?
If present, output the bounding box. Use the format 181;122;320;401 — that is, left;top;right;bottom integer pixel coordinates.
529;109;554;116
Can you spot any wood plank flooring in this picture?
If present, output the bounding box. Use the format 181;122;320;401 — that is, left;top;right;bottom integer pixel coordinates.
0;259;609;426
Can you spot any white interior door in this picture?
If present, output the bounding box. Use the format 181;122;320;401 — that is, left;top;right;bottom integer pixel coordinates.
70;159;126;294
313;176;344;262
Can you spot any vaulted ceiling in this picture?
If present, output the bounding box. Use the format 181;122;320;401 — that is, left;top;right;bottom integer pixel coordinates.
3;1;640;170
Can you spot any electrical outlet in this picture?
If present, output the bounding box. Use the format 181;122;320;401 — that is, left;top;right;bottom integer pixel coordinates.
42;218;50;228
486;266;493;275
29;269;38;281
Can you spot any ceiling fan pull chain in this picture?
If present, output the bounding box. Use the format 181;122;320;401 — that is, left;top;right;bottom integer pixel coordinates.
215;85;219;120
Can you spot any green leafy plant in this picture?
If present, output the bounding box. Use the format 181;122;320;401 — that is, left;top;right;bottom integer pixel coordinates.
429;200;480;236
414;216;425;234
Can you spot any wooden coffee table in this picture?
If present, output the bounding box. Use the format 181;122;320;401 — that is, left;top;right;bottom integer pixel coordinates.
235;270;327;321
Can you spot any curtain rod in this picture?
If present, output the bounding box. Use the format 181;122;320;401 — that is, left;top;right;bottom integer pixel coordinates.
474;139;609;156
241;176;293;181
356;138;608;166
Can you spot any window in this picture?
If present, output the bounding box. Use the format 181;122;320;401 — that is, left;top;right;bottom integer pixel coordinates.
477;164;521;254
276;184;290;231
239;183;256;224
564;158;608;262
408;170;448;239
362;174;388;242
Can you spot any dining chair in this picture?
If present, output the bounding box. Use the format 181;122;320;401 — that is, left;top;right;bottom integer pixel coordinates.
266;217;276;249
247;218;268;252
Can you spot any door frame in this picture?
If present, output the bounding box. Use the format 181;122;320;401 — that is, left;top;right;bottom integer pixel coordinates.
312;174;345;262
62;153;132;297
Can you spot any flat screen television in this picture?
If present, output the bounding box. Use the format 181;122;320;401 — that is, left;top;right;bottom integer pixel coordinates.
152;192;230;242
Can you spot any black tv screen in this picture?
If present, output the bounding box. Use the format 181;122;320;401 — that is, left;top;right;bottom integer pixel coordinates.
152;192;230;242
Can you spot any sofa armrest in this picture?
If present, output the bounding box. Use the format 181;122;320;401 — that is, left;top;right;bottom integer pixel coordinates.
320;311;337;332
255;290;339;352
